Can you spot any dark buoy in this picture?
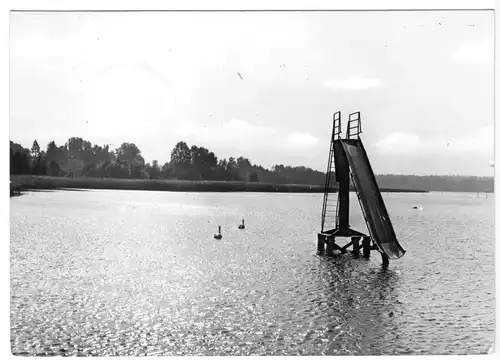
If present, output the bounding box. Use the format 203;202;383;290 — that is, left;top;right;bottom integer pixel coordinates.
214;226;222;239
238;220;245;229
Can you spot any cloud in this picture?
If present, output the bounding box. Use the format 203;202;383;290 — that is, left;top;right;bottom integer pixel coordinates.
324;76;382;91
452;36;493;63
374;132;423;155
177;118;276;151
285;132;320;148
374;125;494;156
177;119;320;153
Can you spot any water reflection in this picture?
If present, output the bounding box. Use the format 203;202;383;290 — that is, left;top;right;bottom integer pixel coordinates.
311;254;402;355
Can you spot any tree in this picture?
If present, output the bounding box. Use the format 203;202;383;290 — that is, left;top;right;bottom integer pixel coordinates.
191;146;218;167
130;164;144;178
11;151;31;174
169;141;193;179
148;160;160;179
29;140;47;174
236;156;252;180
103;161;129;178
10;141;32;174
249;171;259;182
170;141;191;164
46;141;57;153
47;160;63;177
218;158;228;170
44;142;67;176
237;157;251;168
66;137;84;154
10;148;13;174
226;157;239;180
160;161;172;178
65;137;87;176
114;143;145;178
80;140;95;165
31;140;40;160
115;143;143;164
190;145;218;180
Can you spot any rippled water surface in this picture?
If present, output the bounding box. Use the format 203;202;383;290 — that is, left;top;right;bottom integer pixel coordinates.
10;190;494;355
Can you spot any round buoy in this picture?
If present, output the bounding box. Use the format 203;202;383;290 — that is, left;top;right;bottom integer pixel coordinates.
214;226;222;239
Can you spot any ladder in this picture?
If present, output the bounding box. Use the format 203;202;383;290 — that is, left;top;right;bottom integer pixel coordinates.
321;112;342;232
347;111;362;139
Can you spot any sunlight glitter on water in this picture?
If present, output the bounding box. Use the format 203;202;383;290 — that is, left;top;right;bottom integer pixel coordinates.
10;190;495;355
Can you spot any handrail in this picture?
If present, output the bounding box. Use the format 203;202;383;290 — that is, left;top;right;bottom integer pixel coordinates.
320;111;341;232
347;111;362;139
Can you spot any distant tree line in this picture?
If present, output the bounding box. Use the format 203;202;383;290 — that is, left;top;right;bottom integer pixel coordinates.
10;138;493;193
9;138;325;185
375;174;494;193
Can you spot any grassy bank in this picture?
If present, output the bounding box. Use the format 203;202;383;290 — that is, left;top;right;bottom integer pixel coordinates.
10;175;336;194
10;175;429;195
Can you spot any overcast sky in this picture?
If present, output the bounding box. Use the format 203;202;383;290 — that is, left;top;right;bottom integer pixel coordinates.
10;10;494;176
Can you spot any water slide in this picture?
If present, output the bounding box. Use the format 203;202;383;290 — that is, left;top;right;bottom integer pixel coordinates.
340;138;406;259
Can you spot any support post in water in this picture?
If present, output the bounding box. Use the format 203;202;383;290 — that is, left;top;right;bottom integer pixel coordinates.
317;234;325;253
351;236;360;256
382;253;390;268
326;237;335;257
362;237;371;258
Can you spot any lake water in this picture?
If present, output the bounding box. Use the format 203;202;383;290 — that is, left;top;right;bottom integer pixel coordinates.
10;190;495;356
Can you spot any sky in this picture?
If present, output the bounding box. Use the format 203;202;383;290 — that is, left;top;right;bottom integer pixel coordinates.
9;10;494;176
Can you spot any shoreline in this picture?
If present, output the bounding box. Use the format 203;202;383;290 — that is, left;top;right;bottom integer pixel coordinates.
10;175;429;195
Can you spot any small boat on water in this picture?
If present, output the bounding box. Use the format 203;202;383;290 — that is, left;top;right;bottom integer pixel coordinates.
238;220;245;229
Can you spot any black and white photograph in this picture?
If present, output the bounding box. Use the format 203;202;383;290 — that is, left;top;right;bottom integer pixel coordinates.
7;1;496;357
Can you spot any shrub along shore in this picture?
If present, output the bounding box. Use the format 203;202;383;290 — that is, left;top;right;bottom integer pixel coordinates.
10;175;429;196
